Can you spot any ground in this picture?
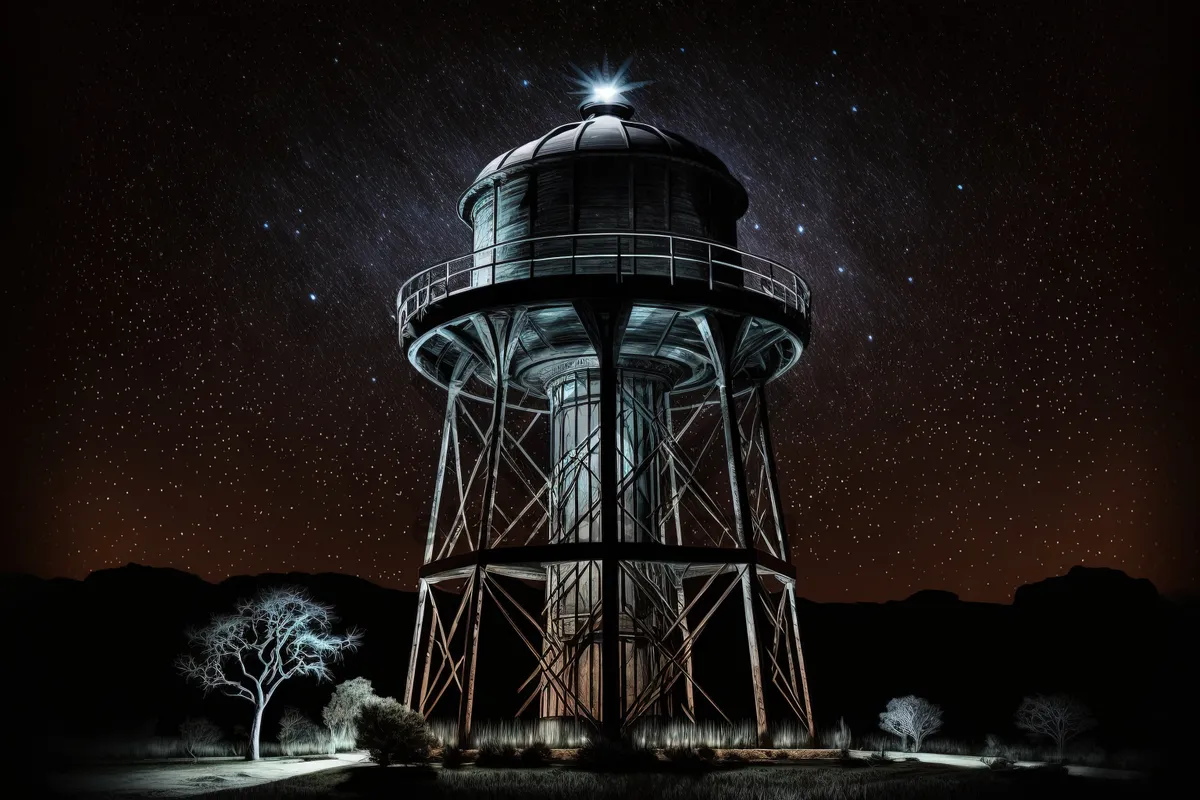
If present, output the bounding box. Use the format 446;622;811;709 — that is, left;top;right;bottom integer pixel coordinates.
45;758;1155;799
44;753;364;797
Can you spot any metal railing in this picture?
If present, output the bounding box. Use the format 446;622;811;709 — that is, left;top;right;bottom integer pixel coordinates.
396;232;811;334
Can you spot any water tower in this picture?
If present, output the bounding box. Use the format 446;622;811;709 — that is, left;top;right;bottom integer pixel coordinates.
398;89;814;748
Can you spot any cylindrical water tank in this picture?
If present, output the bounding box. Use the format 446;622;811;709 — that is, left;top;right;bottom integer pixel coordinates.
461;101;747;288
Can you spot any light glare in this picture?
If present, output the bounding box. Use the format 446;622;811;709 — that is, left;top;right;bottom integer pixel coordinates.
569;57;652;106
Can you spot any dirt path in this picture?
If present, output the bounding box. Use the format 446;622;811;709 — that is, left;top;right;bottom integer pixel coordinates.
47;752;367;797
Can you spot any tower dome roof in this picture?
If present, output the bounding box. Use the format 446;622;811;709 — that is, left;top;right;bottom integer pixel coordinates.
459;103;744;221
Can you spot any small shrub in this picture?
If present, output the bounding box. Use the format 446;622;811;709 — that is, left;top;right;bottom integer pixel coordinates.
772;749;791;760
1069;744;1106;767
664;746;710;773
427;719;459;748
476;742;517;767
520;741;552;767
664;745;688;760
824;716;852;756
922;737;974;756
179;717;223;763
1110;748;1160;771
697;746;717;763
355;697;435;766
866;750;891;766
1030;762;1068;774
576;738;659;772
983;756;1013;770
230;725;249;759
441;746;464;769
722;751;748;764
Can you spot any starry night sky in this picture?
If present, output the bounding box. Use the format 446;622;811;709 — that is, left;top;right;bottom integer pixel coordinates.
6;1;1195;602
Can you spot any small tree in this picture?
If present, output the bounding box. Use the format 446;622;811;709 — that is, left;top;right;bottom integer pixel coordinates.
179;717;223;762
355;697;434;766
1014;694;1095;762
879;695;943;752
177;586;362;760
278;707;324;754
323;676;378;750
278;707;306;744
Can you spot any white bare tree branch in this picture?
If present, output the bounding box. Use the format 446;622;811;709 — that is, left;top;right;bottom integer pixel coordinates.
878;695;943;752
1014;694;1095;762
176;586;363;761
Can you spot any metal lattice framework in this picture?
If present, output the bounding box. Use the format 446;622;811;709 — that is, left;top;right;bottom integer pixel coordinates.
399;290;815;747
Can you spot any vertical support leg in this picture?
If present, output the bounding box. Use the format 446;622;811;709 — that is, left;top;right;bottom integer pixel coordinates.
575;300;630;741
758;381;814;736
786;582;815;739
457;314;521;748
780;587;800;719
754;382;791;558
405;579;431;709
737;571;769;744
418;592;438;715
698;312;769;746
663;392;685;547
663;393;695;718
674;578;696;719
458;566;486;747
406;362;468;709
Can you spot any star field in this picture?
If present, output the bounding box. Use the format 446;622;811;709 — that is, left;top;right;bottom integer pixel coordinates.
6;1;1195;602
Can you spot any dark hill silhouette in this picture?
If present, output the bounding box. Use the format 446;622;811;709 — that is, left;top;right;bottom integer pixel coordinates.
1013;565;1161;610
1;564;1191;762
902;589;961;604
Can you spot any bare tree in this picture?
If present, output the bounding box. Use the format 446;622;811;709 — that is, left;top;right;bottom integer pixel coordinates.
878;704;909;751
1014;694;1095;762
323;677;378;749
179;716;223;762
878;695;943;752
177;586;362;760
278;706;304;744
278;706;324;754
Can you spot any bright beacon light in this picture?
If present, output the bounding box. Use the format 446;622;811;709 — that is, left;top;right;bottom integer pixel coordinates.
568;55;651;105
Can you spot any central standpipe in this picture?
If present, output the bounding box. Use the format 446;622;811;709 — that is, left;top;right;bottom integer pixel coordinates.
542;302;681;738
541;357;674;725
593;304;624;741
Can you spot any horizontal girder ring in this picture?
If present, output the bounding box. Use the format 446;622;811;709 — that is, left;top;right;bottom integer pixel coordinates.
418;541;796;584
